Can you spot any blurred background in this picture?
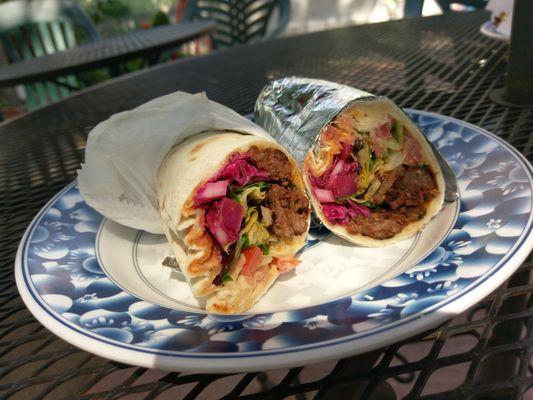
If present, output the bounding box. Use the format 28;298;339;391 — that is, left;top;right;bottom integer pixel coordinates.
0;0;483;121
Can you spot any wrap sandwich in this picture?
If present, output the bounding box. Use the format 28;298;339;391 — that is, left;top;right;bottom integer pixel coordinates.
157;132;310;313
78;91;310;314
255;78;445;246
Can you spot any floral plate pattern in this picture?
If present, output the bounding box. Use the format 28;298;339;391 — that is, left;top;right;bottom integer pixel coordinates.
15;110;533;372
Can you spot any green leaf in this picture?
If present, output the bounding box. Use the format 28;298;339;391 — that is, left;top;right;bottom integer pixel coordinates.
228;187;241;203
242;234;250;249
237;184;268;207
259;243;269;255
336;195;376;208
392;120;404;145
222;275;233;283
234;181;270;193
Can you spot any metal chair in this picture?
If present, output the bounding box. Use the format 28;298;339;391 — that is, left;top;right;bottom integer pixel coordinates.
0;0;101;110
182;0;290;48
404;0;488;17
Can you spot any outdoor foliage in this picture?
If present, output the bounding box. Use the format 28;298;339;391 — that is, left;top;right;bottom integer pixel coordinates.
82;0;131;23
76;0;174;22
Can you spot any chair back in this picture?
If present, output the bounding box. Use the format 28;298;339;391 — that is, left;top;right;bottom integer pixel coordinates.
0;0;100;109
182;0;290;48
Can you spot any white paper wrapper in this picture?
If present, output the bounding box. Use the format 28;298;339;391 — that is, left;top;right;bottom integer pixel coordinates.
77;91;272;234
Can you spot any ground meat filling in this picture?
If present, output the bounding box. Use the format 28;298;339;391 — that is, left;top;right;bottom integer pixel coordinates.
246;146;310;239
247;146;293;185
264;184;310;239
386;166;438;209
347;165;437;240
372;166;406;205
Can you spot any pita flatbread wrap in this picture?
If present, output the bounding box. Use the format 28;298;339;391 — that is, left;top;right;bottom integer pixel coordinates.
157;132;309;313
255;78;444;246
78;91;310;313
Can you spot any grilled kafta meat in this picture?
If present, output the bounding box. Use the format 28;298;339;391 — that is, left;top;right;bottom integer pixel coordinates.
347;165;437;239
247;146;293;184
264;184;310;238
247;147;310;238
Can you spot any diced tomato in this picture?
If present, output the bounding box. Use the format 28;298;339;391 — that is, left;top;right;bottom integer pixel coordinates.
376;121;392;139
273;257;300;273
404;134;423;164
241;247;263;276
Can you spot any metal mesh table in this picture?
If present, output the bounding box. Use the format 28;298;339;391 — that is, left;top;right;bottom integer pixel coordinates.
0;21;215;87
1;10;531;400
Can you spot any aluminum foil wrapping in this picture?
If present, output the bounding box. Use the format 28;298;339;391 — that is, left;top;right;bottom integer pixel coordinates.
255;77;458;203
254;77;380;164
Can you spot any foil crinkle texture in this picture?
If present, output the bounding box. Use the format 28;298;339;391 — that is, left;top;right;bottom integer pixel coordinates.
254;77;377;164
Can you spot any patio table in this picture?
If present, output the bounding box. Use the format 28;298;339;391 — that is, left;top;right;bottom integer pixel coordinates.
1;10;531;400
0;21;215;87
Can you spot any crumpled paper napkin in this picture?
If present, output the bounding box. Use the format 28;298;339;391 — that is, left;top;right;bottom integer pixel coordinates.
78;91;271;234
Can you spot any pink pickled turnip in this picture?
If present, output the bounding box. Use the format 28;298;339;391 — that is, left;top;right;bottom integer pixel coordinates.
313;187;335;203
310;153;359;200
322;204;349;224
217;159;269;187
205;198;244;248
348;200;371;217
322;201;371;225
194;180;229;206
376;120;392;139
333;174;358;198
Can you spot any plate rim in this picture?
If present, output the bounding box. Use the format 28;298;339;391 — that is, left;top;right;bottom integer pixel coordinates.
15;110;533;372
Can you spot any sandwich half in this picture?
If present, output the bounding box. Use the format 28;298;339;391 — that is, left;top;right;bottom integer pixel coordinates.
157;131;310;313
304;98;444;246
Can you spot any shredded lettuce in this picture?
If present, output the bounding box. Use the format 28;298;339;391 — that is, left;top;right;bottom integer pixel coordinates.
242;208;270;247
237;182;271;248
244;207;257;225
365;179;381;202
248;223;269;247
220;182;272;283
260;205;272;226
354;133;384;199
222;216;270;283
382;151;405;172
236;182;268;206
344;195;377;208
392;120;404;145
241;233;250;249
235;181;270;193
350;119;407;204
227;186;241;203
383;137;402;151
355;133;372;193
259;243;269;255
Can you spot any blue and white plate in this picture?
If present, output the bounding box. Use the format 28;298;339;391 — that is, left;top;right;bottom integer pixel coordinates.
15;111;532;372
